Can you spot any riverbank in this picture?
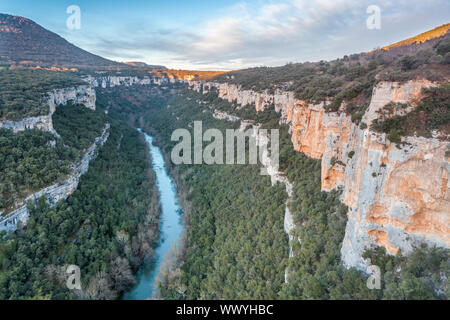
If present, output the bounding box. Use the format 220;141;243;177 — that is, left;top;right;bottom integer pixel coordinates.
123;130;184;300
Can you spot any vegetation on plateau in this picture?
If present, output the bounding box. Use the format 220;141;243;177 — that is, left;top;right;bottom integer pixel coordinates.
0;129;73;211
53;103;107;152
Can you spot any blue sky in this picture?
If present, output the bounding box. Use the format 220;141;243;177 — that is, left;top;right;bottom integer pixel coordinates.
1;0;449;70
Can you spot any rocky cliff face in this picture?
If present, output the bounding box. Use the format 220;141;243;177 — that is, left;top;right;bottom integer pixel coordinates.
85;75;189;89
0;85;96;134
190;80;450;271
0;123;110;233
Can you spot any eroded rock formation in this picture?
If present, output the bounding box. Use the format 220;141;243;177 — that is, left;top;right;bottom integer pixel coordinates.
190;79;450;271
85;75;191;89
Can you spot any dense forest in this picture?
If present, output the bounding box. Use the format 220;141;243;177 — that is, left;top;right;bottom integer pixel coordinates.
139;91;289;299
0;103;160;299
0;129;73;211
213;35;450;126
53;103;107;152
0;69;85;120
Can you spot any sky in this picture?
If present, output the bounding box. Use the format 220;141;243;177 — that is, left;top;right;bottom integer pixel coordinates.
1;0;449;70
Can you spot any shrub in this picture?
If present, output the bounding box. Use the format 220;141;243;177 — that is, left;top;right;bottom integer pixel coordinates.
397;56;419;71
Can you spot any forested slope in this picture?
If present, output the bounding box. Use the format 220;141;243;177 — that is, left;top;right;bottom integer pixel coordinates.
131;87;448;300
0;102;160;299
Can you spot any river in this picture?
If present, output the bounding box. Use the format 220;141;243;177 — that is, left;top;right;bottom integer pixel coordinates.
123;130;184;300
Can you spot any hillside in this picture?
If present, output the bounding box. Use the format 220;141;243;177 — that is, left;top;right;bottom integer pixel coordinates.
124;61;167;70
211;25;450;133
0;14;126;70
0;69;86;120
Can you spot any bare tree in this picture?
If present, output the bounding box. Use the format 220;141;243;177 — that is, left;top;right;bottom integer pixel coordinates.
110;256;135;292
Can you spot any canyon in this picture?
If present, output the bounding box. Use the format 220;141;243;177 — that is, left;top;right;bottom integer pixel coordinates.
1;10;448;300
189;79;450;271
1;72;448;272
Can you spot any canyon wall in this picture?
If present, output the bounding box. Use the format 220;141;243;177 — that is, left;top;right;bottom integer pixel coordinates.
0;123;110;233
85;75;189;89
0;76;165;233
190;80;450;271
0;83;102;232
0;85;96;134
86;75;153;88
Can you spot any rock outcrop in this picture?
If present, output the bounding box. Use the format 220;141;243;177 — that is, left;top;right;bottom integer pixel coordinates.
0;85;96;134
0;123;110;233
0;115;53;133
190;79;450;271
230;117;298;283
86;75;153;88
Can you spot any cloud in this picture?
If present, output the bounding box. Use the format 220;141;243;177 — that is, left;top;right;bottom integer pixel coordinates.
69;0;450;69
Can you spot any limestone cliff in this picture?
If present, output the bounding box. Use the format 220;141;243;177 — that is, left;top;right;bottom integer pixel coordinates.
0;75;164;232
190;79;450;271
86;75;153;88
0;123;110;233
85;75;190;88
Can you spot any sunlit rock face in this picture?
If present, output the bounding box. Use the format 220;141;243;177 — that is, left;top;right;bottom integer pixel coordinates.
340;131;449;270
190;79;450;271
